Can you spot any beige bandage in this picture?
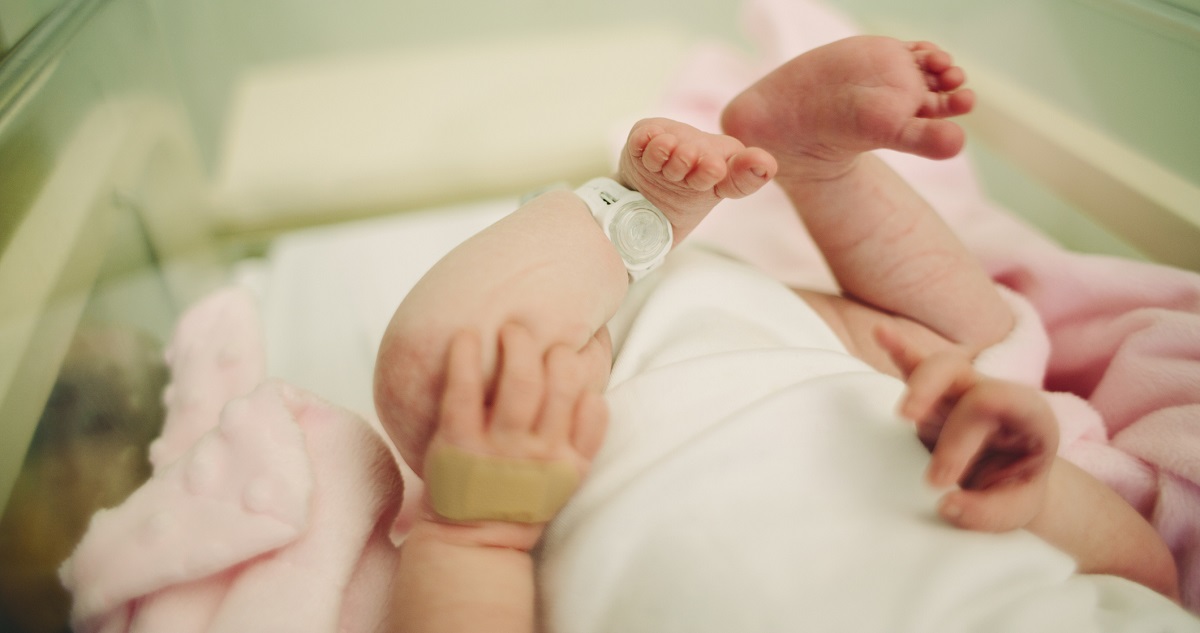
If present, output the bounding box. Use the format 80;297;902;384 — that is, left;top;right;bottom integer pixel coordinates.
425;444;580;523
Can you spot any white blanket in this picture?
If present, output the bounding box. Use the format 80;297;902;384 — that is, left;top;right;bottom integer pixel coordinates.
538;246;1197;632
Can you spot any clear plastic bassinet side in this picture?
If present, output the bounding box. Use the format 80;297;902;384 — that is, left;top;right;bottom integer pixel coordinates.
0;0;223;630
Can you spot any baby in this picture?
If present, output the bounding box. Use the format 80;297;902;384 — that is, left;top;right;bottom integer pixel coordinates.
378;36;1180;631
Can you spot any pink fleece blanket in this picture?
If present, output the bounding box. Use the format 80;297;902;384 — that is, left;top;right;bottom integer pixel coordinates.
675;0;1200;612
59;287;403;633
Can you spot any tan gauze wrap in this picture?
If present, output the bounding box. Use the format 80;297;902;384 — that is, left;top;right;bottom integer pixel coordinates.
425;445;580;523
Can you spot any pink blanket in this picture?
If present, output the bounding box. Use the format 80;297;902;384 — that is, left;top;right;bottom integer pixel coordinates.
59;288;403;633
675;0;1200;612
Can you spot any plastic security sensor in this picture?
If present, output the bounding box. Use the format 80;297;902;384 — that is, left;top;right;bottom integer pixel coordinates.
575;177;673;281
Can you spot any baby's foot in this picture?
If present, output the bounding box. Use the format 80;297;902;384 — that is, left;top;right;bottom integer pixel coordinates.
617;117;777;245
721;36;974;181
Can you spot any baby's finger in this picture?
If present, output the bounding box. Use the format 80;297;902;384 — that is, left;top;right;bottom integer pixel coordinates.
439;330;485;444
938;480;1044;533
537;345;587;444
873;324;923;378
571;391;609;461
578;328;614;394
491;323;545;435
900;351;977;424
925;394;996;488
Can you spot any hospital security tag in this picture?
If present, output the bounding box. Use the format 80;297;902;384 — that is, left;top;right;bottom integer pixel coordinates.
575;177;672;281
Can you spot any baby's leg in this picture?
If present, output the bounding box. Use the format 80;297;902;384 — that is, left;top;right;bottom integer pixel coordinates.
722;37;1011;351
376;119;774;476
618;117;777;245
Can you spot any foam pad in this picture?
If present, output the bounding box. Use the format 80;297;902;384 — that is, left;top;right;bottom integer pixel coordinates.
425;444;579;523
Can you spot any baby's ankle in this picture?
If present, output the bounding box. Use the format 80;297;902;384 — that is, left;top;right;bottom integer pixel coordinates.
775;153;864;188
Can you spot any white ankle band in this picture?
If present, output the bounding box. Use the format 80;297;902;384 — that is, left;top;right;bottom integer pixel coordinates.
575;177;673;281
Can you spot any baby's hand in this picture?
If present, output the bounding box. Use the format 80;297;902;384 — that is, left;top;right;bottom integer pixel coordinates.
876;327;1058;533
418;323;608;550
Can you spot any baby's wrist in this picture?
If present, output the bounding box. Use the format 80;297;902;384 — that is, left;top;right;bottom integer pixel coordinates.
412;500;548;553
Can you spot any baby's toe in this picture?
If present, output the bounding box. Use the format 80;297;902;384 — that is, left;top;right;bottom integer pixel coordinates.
936;66;966;92
641;132;679;174
627;122;664;159
683;154;727;191
715;148;776;199
947;88;975;116
918;88;974;120
895;117;965;160
660;141;700;182
917;47;954;74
